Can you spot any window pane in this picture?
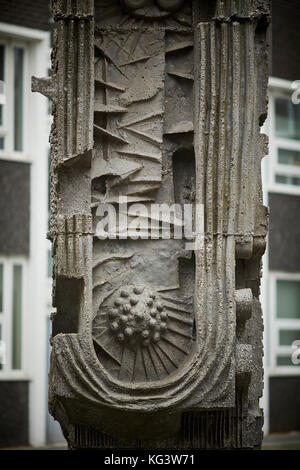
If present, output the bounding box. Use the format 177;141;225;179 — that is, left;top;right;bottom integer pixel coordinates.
0;136;4;150
14;47;24;151
0;45;5;127
279;329;300;346
275;174;300;186
277;280;300;319
0;45;4;81
12;264;22;369
278;148;300;167
276;355;298;367
0;263;3;312
275;97;300;140
0;323;2;370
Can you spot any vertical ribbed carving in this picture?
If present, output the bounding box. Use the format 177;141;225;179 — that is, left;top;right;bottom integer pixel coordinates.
194;21;262;240
194;22;237;408
53;0;94;18
55;214;93;278
39;1;95;337
56;17;94;163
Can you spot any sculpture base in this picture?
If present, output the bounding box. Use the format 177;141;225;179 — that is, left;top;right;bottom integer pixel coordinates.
67;409;263;450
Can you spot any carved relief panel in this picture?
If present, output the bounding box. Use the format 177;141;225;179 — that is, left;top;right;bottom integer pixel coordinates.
33;0;270;449
92;0;195;385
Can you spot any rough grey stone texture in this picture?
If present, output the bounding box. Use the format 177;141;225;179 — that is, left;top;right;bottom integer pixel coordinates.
33;0;270;449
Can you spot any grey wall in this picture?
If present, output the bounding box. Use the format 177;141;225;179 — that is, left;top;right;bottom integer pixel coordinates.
0;0;50;32
268;192;300;272
0;160;30;256
0;380;29;447
269;376;300;432
272;0;300;81
269;1;300;436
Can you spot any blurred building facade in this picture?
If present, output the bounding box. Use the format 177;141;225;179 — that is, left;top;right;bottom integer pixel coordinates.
0;0;62;447
0;0;299;447
261;0;300;435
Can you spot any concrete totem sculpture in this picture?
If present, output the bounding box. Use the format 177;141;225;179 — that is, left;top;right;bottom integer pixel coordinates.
33;0;270;449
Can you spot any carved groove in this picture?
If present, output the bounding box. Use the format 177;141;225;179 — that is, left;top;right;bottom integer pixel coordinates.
56;18;94;164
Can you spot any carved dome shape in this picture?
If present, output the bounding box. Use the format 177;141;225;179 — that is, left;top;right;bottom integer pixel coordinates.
156;0;184;12
106;285;169;348
92;285;194;383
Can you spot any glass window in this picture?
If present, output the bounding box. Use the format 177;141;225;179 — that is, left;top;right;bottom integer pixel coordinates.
275;97;300;140
0;263;3;312
0;44;4;127
275;174;300;186
276;355;298;367
271;92;300;189
14;47;24;151
0;323;2;371
278;148;300;167
0;41;27;155
0;44;4;82
0;259;27;374
279;329;300;346
277;280;300;319
12;264;22;369
0;44;5;150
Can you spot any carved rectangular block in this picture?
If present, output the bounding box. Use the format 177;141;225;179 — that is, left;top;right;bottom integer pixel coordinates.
55;214;92;278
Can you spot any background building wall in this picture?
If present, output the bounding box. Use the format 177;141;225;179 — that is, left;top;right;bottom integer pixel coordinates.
269;193;300;272
0;0;55;447
261;0;300;435
0;380;29;447
0;160;30;255
0;0;50;32
272;0;300;81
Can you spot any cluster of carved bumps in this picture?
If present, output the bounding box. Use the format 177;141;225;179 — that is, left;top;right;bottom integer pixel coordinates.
108;286;168;347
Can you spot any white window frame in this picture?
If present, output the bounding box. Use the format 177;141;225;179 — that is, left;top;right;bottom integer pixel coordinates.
0;35;30;160
264;77;300;195
268;271;300;376
0;21;52;446
0;256;29;380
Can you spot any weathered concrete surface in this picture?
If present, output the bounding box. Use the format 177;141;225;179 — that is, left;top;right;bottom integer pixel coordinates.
33;0;270;449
